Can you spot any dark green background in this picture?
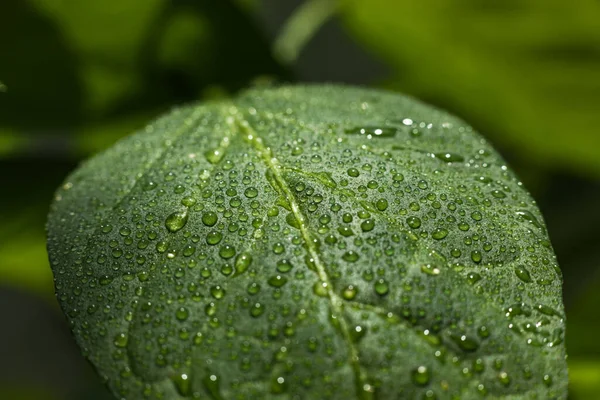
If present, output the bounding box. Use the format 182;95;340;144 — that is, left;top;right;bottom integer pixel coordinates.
1;0;599;398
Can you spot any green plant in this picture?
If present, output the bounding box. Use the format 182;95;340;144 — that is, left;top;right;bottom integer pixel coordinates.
47;85;567;399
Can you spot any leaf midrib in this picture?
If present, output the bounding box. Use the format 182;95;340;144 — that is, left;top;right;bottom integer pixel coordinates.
227;107;373;400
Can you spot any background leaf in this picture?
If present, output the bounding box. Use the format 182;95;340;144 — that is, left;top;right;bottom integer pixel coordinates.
0;0;287;156
340;0;600;177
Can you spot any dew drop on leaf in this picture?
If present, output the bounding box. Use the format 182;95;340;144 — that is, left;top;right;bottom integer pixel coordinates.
165;211;188;233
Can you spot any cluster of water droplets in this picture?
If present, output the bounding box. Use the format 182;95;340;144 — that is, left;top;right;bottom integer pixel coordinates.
47;86;566;399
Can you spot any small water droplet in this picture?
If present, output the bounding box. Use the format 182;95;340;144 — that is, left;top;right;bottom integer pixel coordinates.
270;376;288;394
471;250;482;263
206;231;223;245
342;285;358;300
361;219;375;232
113;333;128;348
451;333;479;352
313;282;329;297
171;373;191;397
347;168;360;177
244;187;258;198
210;285;226;299
234;253;252;276
276;259;293;273
202;373;222;399
514;266;532;283
165;211;188;233
202;212;218;227
431;228;448;240
268;275;288;288
176;307;189;321
344;126;397;138
342;251;359;262
471;211;483;221
491;190;506;199
434;152;464;162
498;371;511;386
516;210;543;229
219;245;235;259
350;325;367;342
374;279;389;296
411;366;430;386
375;198;388;211
407;216;422;229
205;148;225;164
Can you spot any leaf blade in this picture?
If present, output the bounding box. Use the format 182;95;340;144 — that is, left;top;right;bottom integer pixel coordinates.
47;85;567;399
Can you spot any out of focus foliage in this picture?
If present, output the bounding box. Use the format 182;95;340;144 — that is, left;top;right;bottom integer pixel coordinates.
341;0;600;178
0;0;284;155
1;0;599;398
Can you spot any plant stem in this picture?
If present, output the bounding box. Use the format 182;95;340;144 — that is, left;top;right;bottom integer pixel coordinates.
273;0;339;66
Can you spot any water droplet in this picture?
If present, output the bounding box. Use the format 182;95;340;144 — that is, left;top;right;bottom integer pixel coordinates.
206;231;223;245
347;168;360;177
272;242;285;254
471;211;483;221
536;304;560;317
202;373;222;399
171;373;191;397
450;333;479;352
270;375;288;394
276;259;293;273
205;302;217;316
205;148;225;164
491;190;506;199
113;333;128;348
233;253;252;276
516;210;543;229
467;272;481;284
210;285;225;299
361;219;375;232
471;250;482;263
286;144;304;157
176;307;189;321
286;213;300;229
313;282;329;297
219;245;235;259
344;126;397;138
498;371;511;386
250;302;264;317
350;325;367;342
244;187;258;198
393;173;404;182
374;279;389;296
165;211;188;233
338;226;354;237
431;228;448;240
514;266;532;283
407;216;422;229
268;275;288;288
421;264;441;276
202;212;218;227
434;152;464;162
342;251;359;262
411;366;430;386
342;285;358;300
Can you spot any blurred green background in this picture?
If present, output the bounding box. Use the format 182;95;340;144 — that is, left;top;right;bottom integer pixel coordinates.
1;0;599;398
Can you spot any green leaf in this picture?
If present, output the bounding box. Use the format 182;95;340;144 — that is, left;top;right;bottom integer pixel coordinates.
340;0;600;177
568;359;600;400
0;0;285;155
47;85;567;399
